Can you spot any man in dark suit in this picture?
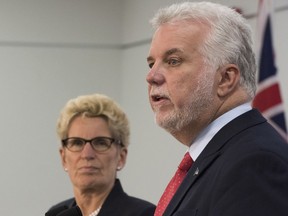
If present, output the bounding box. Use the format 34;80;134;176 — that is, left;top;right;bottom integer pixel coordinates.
146;2;288;215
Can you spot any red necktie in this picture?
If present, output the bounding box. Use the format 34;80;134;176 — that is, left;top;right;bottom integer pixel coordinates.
154;152;193;216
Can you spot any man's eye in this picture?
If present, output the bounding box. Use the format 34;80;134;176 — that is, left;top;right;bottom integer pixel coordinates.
148;62;154;68
168;58;180;66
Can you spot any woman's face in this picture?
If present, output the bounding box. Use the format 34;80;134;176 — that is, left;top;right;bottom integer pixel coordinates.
60;116;127;193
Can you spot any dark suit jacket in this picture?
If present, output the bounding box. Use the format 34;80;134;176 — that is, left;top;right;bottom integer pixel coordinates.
164;109;288;216
47;179;155;216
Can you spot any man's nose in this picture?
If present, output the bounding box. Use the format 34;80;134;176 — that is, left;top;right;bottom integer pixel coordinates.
146;65;165;86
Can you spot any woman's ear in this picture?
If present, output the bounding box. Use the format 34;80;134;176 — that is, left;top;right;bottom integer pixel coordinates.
217;64;240;97
59;147;67;171
117;147;128;171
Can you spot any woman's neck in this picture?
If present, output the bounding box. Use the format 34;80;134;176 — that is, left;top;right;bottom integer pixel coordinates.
74;185;112;216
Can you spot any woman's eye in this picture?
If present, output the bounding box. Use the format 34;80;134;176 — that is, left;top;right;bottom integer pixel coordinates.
96;140;107;146
72;140;83;146
92;138;110;147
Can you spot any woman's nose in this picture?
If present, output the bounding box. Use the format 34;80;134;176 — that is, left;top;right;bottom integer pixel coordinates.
81;142;95;159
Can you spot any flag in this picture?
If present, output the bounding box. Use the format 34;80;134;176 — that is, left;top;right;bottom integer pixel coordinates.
252;0;288;141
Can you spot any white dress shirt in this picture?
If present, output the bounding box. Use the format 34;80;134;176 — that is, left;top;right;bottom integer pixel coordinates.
188;103;252;161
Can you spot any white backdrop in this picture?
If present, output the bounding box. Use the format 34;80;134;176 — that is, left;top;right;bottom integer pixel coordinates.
0;1;287;215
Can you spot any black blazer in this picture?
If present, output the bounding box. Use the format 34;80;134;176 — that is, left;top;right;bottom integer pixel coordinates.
47;179;155;216
164;109;288;216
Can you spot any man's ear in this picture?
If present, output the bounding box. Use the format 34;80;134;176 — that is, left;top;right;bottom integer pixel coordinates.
217;64;240;97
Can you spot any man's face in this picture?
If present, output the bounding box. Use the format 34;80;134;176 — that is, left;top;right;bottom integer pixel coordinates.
146;21;217;134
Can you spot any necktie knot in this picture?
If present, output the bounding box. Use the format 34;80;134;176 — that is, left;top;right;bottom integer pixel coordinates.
178;152;193;171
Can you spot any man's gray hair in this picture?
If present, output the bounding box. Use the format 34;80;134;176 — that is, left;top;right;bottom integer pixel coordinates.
150;2;257;98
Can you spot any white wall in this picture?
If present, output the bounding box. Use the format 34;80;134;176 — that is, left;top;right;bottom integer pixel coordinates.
0;1;123;215
0;0;287;215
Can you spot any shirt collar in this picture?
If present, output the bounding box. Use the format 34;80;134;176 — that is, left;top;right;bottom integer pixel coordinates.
188;103;252;161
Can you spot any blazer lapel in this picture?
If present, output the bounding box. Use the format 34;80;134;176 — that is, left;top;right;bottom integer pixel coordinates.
163;151;220;216
163;109;267;215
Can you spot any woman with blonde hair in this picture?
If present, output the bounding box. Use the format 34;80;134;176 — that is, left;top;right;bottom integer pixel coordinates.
46;93;155;216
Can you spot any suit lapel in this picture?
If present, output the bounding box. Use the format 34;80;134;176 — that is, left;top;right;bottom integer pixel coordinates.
163;151;220;216
163;109;267;215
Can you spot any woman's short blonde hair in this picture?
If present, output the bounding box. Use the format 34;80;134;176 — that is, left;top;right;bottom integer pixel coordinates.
56;93;130;147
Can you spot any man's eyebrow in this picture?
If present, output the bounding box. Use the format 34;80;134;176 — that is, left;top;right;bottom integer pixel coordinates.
147;48;183;62
147;56;154;62
165;48;183;56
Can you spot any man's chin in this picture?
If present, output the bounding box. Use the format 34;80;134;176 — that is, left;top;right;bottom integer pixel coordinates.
156;117;176;132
